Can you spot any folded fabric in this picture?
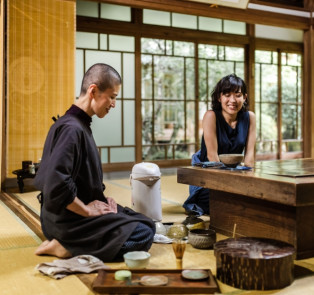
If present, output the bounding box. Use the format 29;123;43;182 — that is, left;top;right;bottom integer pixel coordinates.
220;165;252;171
35;255;110;279
193;161;223;168
153;234;173;244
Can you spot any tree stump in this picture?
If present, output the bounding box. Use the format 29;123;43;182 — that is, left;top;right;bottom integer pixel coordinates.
214;237;295;290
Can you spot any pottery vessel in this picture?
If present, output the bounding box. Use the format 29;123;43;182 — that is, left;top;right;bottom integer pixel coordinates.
218;154;243;168
123;251;151;269
188;229;216;249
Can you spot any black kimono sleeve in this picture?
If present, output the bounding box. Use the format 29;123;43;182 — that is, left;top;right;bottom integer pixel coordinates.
35;123;83;214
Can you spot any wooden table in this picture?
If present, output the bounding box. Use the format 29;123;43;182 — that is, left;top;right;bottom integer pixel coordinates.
12;169;36;193
177;158;314;259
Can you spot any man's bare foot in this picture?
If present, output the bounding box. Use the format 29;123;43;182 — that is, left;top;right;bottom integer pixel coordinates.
35;239;72;258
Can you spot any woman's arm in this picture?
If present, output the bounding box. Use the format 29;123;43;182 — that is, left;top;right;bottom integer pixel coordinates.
244;111;256;167
202;110;220;162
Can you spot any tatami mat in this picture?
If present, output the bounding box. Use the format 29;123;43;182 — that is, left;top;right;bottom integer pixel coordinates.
14;174;208;224
0;247;92;295
0;200;41;249
4;172;314;294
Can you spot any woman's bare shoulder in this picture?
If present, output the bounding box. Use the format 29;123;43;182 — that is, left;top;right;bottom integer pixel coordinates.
248;111;256;121
203;110;216;120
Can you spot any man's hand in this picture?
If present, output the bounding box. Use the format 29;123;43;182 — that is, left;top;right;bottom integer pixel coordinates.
66;197;117;217
86;199;117;216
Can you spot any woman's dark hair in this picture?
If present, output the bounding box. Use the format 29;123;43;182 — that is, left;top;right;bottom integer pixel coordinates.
211;74;249;112
80;63;122;96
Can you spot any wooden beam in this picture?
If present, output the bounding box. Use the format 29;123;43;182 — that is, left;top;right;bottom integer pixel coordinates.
77;16;249;45
303;25;314;157
255;38;303;52
91;0;311;30
0;0;5;189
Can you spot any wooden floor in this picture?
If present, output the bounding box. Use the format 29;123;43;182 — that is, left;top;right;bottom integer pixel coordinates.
1;169;314;294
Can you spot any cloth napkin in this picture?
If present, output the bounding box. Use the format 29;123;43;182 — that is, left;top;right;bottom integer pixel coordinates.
153;233;173;244
35;255;109;279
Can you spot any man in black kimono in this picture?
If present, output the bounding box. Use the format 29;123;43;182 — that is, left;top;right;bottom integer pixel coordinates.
34;63;155;261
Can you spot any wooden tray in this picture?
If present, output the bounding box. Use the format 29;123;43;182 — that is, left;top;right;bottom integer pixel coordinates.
92;269;219;294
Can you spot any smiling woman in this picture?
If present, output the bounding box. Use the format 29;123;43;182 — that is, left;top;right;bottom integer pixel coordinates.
183;74;256;216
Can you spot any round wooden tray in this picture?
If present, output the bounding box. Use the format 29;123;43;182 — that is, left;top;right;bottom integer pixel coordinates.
214;237;295;290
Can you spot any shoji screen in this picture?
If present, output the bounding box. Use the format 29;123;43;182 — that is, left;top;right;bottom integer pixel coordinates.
7;0;75;176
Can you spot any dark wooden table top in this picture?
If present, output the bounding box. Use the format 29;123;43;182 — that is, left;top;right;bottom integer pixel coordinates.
177;158;314;207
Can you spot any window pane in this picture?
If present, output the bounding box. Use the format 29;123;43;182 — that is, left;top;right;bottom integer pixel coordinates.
224;20;246;35
198;44;217;59
186;58;195;100
85;51;121;86
261;103;278;141
100;3;131;22
174;41;194;57
286;53;302;66
187;101;195;143
75;49;84;98
255;50;277;64
92;101;121;146
256;102;278;155
111;147;135;163
141;55;153;99
282;65;298;103
255;101;261;141
166;40;173;55
124;101;135;145
100;34;108;50
225;47;244;61
199;16;222;32
172;13;197;29
143;9;170;26
141;38;165;54
123;53;135;98
255;63;261;103
256;140;278;155
282;141;301;153
76;32;98;49
142;100;153;145
109;35;134;52
77;0;98;17
282;104;299;140
143;145;166;160
235;62;245;78
154;56;184;100
154;101;184;144
101;148;108;164
255;25;303;42
261;64;278;102
199;101;208;143
207;60;235;87
175;144;192;159
198;59;207;101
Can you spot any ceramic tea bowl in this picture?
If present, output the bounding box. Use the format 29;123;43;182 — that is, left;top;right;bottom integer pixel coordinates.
188;229;216;249
218;154;244;168
167;224;188;239
123;251;151;269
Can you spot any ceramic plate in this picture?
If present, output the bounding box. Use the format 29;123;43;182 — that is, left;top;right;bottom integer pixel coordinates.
181;269;209;280
140;275;168;286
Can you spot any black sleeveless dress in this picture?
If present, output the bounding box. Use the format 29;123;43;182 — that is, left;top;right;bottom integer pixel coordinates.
183;110;250;215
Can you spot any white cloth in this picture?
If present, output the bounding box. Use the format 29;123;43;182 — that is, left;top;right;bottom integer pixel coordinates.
35;255;109;279
153;233;173;244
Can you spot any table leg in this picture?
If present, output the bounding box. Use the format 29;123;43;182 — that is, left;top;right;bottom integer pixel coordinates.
16;175;24;193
